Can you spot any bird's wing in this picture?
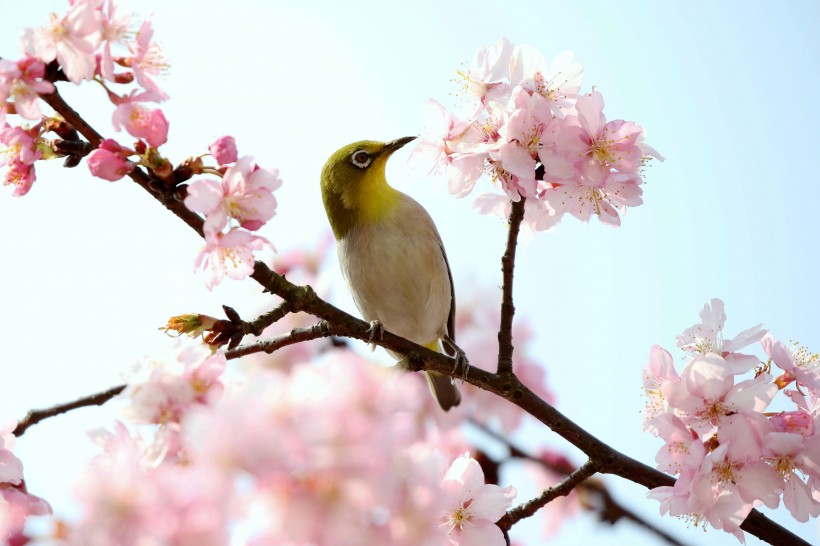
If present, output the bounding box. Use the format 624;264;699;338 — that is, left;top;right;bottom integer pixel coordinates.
439;240;456;357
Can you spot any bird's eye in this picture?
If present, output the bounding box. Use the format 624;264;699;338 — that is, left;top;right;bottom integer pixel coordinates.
351;150;372;169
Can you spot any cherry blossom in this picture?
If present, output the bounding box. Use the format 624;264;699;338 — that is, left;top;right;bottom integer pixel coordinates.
112;102;169;148
194;228;273;290
0;423;51;541
185;155;281;234
456;38;514;112
645;299;820;541
20;0;102;84
440;453;515;546
97;0;135;83
0;57;55;120
509;47;582;117
761;334;820;392
125;20;169;100
1;124;42;196
677;298;766;359
412;40;660;230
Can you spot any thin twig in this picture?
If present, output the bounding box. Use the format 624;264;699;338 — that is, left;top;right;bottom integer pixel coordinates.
226;321;333;359
13;384;126;437
241;300;294;337
471;419;689;546
497;197;526;376
497;460;598;531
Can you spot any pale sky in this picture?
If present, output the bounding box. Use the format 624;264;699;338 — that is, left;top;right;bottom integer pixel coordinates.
2;1;819;544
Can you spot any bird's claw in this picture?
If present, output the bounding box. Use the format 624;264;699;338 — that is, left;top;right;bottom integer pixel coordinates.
443;335;469;382
367;320;384;350
452;349;469;382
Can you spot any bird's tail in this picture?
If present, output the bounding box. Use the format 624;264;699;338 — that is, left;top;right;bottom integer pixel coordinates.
423;340;461;411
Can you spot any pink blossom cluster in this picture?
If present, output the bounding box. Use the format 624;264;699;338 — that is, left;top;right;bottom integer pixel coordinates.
0;423;51;542
0;0;171;192
412;38;662;230
643;298;820;542
70;349;515;545
184;136;281;290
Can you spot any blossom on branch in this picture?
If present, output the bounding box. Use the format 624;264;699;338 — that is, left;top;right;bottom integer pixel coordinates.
20;0;102;84
185;155;281;234
0;57;55;121
0;124;43;196
441;453;516;546
412;39;662;230
644;298;820;541
194;228;273;290
112;102;168;148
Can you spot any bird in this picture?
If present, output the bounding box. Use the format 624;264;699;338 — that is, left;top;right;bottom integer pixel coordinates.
320;136;462;410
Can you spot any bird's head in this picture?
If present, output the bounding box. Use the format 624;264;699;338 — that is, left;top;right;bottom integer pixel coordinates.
320;136;416;239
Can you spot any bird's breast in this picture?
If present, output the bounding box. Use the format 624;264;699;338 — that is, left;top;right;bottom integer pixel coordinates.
338;195;451;346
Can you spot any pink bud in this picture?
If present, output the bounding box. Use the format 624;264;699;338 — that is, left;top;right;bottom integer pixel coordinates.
87;139;135;181
208;135;237;165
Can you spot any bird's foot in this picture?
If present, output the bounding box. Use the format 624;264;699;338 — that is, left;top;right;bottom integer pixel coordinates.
366;320;384;350
443;335;469;382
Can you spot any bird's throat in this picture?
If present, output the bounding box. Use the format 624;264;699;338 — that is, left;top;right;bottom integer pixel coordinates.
324;163;402;239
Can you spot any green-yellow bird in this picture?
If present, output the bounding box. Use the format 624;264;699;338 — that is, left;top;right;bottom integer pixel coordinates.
320;137;461;410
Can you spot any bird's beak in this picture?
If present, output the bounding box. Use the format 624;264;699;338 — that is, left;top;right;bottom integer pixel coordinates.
383;136;417;156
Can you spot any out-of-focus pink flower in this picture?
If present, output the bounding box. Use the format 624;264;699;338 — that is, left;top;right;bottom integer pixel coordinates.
124;348;226;427
208;135;237;165
194;228;272;290
185;155;281;233
440;453;515;546
520;452;582;538
20;0;102;84
73;422;230;546
86;138;135;181
112;102;168;147
0;423;52;541
428;283;553;433
184;351;460;545
0;57;54;120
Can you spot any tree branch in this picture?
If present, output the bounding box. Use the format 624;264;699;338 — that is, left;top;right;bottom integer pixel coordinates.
472;419;689;546
225;320;334;359
35;84;812;546
13;384;126;437
497;459;598;531
497;197;525;376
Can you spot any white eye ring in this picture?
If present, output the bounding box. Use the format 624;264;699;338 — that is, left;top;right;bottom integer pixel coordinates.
351;150;372;169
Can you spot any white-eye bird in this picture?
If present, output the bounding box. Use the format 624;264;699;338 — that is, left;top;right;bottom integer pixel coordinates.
320;137;461;410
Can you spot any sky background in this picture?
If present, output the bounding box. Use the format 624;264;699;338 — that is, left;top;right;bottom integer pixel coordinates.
2;1;820;545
